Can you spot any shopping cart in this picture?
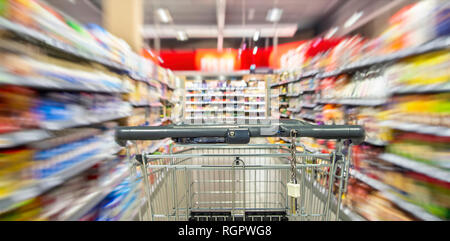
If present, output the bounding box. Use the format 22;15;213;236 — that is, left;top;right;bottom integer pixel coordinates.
116;120;365;221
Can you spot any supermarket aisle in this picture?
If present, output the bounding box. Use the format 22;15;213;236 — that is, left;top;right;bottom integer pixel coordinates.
0;0;449;222
0;0;181;221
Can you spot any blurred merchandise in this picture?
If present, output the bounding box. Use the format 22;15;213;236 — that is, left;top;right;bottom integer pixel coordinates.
0;0;181;221
0;0;449;222
270;0;450;221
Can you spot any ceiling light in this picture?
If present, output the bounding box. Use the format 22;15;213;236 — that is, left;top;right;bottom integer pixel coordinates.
156;8;173;23
253;31;260;41
176;30;188;41
266;8;283;23
325;27;339;39
344;11;363;29
253;46;258;55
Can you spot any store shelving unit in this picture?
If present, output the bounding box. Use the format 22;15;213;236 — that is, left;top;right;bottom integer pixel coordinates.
379;120;450;137
0;71;131;93
63;167;129;221
183;75;268;123
350;169;443;221
0;129;51;149
379;153;450;182
0;148;114;213
0;5;181;221
271;35;450;221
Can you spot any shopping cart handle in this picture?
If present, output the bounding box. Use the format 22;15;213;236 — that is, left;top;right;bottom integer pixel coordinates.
115;120;365;146
279;125;365;144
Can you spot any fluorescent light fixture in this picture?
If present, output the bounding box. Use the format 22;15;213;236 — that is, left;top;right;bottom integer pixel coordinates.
176;30;188;41
344;11;363;29
266;8;283;23
253;31;260;41
253;46;258;55
325;27;339;39
156;8;173;23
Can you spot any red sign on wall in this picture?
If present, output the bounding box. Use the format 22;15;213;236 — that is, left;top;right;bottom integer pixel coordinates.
150;39;335;71
195;49;240;72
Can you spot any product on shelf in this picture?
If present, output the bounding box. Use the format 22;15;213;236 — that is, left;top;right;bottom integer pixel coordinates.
184;75;267;124
345;179;416;221
386;131;449;169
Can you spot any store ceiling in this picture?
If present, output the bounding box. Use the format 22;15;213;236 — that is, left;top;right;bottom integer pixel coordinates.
43;0;407;49
45;0;343;39
139;0;343;39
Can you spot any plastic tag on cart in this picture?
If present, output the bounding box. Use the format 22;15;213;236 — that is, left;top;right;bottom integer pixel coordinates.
287;183;300;198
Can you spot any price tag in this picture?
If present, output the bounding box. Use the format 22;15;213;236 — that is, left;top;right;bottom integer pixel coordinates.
287;183;301;198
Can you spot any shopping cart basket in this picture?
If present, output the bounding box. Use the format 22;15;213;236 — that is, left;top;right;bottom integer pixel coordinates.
116;120;365;221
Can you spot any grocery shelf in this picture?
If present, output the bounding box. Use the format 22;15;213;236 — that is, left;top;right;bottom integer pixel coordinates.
186;87;260;91
270;38;450;87
0;150;113;214
379;153;450;183
0;17;128;73
390;82;450;95
131;102;163;108
379;120;450;137
270;71;319;88
0;129;51;149
185;109;264;113
349;169;392;192
40;111;132;130
286;93;302;97
300;89;316;94
131;102;151;107
158;81;176;90
316;98;387;106
63;168;129;221
186;101;266;105
0;71;129;93
317;36;450;78
185;93;265;97
270;81;290;88
299;103;317;109
186;109;242;112
349;169;442;221
186;116;266;120
381;192;443;221
298;114;315;121
287;107;301;113
364;138;388;146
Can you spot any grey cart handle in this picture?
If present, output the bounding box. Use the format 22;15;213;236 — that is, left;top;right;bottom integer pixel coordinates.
115;120;365;146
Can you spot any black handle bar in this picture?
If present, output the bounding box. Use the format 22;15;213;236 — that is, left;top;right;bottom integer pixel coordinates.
115;119;365;146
